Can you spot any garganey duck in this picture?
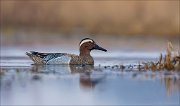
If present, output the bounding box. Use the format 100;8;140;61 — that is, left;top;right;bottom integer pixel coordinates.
26;38;107;65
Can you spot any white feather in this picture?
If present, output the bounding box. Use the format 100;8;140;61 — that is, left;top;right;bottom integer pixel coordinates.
80;39;93;46
46;55;71;64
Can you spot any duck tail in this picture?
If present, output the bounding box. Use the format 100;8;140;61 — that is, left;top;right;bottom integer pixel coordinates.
26;51;44;64
26;51;37;58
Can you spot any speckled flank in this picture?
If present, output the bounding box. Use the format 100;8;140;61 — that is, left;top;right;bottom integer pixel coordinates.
70;55;94;65
26;52;94;65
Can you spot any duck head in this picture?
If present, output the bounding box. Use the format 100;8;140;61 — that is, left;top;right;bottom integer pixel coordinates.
79;38;107;56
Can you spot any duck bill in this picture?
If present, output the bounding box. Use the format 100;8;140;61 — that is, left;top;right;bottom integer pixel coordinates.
93;44;107;52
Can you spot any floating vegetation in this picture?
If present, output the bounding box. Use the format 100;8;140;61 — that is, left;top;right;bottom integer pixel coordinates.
103;42;180;71
149;42;180;71
141;42;179;71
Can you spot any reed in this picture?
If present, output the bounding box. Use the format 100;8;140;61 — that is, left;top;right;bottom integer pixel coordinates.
109;42;180;71
143;42;180;71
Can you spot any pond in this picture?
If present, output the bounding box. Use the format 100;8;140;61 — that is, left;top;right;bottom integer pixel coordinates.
1;34;180;105
1;53;179;105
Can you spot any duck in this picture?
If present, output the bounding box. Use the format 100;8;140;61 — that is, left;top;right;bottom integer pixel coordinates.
26;38;107;65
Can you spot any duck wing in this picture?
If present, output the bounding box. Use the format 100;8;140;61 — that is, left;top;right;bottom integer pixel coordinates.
26;51;69;64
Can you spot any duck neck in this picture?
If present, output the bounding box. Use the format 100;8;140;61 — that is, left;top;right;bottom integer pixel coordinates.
79;48;91;57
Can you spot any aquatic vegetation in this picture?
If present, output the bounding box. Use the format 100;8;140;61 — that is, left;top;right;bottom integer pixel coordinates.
136;42;179;71
102;42;180;71
140;42;179;71
150;42;180;71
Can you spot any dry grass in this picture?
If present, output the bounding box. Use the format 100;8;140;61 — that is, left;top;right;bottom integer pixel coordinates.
1;1;179;36
140;42;179;71
108;42;180;71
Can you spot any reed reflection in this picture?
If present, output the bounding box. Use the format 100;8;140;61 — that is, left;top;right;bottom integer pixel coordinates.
162;76;180;96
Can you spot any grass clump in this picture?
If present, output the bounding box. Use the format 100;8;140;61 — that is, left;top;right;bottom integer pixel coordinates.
107;42;180;71
144;42;180;71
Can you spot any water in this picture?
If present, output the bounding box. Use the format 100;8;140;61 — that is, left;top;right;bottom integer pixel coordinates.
1;35;180;105
1;55;179;105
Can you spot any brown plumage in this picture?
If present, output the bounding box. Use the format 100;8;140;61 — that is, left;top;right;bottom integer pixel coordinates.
26;38;107;65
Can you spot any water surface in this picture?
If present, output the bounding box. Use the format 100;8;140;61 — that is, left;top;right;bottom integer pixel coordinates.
1;35;180;105
1;55;179;105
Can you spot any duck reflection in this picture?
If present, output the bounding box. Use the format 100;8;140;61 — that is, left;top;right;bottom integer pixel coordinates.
30;65;105;89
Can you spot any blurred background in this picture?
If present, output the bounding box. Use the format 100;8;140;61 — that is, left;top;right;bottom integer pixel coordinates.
0;0;179;56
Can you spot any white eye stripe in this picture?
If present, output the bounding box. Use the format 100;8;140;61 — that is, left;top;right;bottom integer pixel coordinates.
80;39;93;46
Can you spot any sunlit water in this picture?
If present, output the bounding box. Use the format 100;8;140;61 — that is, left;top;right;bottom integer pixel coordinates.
1;51;180;105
